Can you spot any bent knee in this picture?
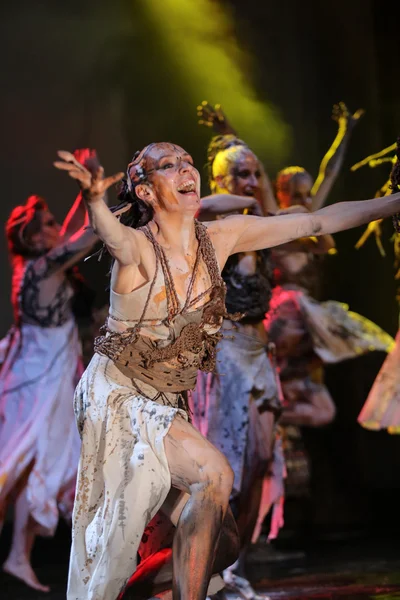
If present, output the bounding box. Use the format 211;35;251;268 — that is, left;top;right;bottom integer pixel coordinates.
199;453;234;498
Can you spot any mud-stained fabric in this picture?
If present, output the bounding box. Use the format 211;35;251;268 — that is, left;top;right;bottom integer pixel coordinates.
189;325;281;496
358;329;400;433
251;434;286;543
67;354;187;600
95;220;236;395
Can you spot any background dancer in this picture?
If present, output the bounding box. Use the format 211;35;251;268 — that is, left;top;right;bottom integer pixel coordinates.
190;131;283;600
0;150;99;592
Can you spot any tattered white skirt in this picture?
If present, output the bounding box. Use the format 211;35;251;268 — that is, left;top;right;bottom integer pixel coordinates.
67;353;187;600
0;319;81;533
358;329;400;433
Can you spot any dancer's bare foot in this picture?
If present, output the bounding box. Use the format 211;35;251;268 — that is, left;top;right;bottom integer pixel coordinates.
3;559;50;592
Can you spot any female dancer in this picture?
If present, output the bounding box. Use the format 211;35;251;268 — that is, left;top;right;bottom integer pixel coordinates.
54;141;400;600
190;133;283;599
0;151;98;592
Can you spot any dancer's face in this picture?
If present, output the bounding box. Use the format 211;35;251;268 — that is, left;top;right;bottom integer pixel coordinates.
279;172;314;209
132;143;201;215
215;147;263;204
30;210;61;252
230;150;263;201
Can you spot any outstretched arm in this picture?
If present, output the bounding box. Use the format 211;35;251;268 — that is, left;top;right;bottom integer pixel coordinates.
213;192;400;256
54;151;139;266
311;102;365;211
276;204;335;253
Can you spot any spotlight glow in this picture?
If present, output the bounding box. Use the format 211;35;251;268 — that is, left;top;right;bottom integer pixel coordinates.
143;0;290;166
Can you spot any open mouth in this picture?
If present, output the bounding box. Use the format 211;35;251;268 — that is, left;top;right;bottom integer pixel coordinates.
177;180;197;195
243;188;256;197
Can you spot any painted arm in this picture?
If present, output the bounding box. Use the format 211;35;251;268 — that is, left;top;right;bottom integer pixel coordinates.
311;102;365;211
276;204;335;253
54;150;139;266
216;191;400;255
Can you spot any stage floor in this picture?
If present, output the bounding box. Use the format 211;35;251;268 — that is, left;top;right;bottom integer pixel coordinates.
1;525;400;599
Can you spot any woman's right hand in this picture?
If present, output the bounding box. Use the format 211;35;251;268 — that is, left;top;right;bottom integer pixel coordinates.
54;150;124;203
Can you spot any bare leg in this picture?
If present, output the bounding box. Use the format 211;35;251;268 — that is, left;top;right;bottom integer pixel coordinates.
164;415;239;600
125;508;238;598
3;487;50;593
161;487;239;575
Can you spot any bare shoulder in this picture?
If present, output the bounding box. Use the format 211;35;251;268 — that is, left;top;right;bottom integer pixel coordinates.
202;218;242;268
203;218;237;244
203;215;245;234
124;223;152;255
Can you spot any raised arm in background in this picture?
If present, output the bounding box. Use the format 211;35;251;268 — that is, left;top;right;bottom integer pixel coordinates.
311;102;365;211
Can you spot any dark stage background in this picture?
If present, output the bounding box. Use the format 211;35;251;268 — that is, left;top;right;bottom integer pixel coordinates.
2;0;400;534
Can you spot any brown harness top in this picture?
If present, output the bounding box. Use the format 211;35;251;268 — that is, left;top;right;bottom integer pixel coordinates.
95;220;240;400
